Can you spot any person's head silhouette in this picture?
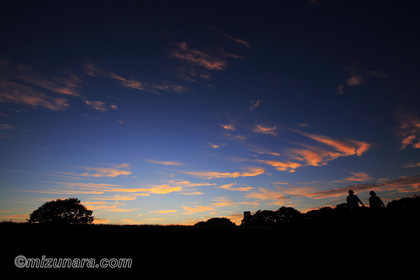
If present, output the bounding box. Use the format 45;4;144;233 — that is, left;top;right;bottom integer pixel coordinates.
348;190;354;195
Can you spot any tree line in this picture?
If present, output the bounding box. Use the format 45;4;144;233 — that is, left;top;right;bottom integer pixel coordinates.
195;194;420;226
24;195;419;226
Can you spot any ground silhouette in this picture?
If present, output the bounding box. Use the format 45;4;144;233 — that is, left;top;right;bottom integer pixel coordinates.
3;194;419;273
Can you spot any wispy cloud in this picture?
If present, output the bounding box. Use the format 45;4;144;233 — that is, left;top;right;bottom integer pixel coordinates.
0;59;81;111
253;124;277;136
245;144;281;156
395;107;420;149
146;184;182;194
0;77;70;111
85;100;107;112
149;210;178;214
346;75;364;86
256;160;302;173
170;38;245;82
141;180;214;195
210;27;252;49
288;128;370;157
180;167;265;179
254;128;371;172
402;162;420;168
83;62;184;94
250;99;262;111
171;42;227;71
224;33;251;48
79;163;132;178
145;159;184;166
220;124;236;131
207;142;225;149
247;174;420;205
310;175;420;199
343;172;373;182
182;205;214;214
337;67;387;95
218;183;254;192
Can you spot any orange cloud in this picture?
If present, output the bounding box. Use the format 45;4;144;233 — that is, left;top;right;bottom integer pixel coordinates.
396;107;420;150
250;99;262;111
0;79;69;111
220;124;236;131
248;174;420;205
83;61;184;94
147;185;182;194
310;175;420;199
285;128;371;166
146;159;184;166
182;205;214;214
246;187;286;205
208;142;222;149
0;59;81;111
85;100;107;112
214;29;251;49
181;167;264;179
171;42;227;71
344;172;373;182
218;183;254;192
256;160;302;173
253;124;277;136
80;163;131;177
346;75;364;86
149;210;178;214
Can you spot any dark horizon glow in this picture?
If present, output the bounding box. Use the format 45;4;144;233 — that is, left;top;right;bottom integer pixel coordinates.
1;0;420;224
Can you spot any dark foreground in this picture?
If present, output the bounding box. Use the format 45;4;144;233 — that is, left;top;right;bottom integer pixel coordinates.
2;222;418;275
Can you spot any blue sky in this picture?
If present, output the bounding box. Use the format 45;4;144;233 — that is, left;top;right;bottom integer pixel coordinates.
1;0;420;224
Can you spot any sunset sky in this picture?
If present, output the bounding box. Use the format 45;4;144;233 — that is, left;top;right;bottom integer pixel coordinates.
1;0;420;224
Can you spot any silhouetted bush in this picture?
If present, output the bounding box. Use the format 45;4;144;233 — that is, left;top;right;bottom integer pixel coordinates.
28;198;93;224
241;207;302;226
386;194;420;223
194;217;236;226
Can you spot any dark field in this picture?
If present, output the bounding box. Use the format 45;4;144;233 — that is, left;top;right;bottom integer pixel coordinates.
2;222;418;275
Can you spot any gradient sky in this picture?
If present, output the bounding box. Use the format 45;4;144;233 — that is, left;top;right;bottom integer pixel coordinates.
1;0;420;225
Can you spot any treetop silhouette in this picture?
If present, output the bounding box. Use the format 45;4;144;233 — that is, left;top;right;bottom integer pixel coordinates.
28;198;93;225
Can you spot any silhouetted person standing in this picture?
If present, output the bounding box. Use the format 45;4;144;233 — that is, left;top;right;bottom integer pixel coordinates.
346;190;365;224
369;191;385;221
347;190;365;211
369;191;385;209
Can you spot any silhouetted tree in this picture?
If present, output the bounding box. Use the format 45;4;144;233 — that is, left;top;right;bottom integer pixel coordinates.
194;217;236;226
28;198;93;224
386;194;420;223
250;210;277;225
241;207;302;226
276;206;302;225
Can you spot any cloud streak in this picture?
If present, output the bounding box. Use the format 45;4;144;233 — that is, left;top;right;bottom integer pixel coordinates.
145;159;184;166
254;128;371;172
247;174;420;206
83;62;184;94
181;167;265;179
396;107;420;149
79;163;132;178
253;124;277;136
171;42;227;71
0;59;82;111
